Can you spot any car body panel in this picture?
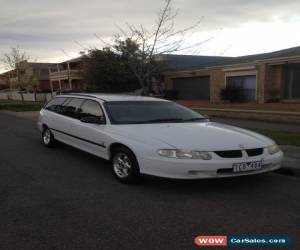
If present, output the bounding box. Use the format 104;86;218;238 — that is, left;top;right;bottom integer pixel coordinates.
104;122;274;151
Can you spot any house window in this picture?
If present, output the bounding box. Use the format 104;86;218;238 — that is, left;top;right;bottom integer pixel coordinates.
40;69;49;76
284;63;300;99
226;75;256;101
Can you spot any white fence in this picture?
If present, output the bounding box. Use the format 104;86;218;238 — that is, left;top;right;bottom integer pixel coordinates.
0;89;143;103
0;91;54;103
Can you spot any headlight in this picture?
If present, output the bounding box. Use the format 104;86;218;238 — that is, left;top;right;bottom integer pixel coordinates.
158;149;212;160
267;144;280;155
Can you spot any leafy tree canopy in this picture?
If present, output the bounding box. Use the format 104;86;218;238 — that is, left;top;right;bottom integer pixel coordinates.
81;47;140;93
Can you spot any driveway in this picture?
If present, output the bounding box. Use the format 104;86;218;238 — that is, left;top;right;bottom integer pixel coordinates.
0;112;300;249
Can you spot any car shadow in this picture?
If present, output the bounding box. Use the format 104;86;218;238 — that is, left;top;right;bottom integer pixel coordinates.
139;173;272;193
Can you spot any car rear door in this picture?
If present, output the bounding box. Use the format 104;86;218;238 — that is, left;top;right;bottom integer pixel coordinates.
70;99;109;159
50;97;85;146
43;97;68;130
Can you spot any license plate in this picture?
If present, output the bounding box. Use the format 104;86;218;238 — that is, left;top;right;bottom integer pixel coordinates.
233;161;262;173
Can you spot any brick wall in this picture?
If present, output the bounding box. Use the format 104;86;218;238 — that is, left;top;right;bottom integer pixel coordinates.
165;62;288;104
256;64;266;104
38;80;51;91
209;69;225;103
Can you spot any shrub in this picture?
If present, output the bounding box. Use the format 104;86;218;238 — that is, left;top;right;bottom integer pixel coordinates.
220;84;245;103
267;89;280;103
164;90;178;100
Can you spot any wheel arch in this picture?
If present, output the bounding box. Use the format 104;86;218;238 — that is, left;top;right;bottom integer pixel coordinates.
109;142;137;161
42;123;49;130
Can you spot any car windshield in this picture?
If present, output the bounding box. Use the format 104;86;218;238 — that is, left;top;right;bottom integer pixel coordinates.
104;101;206;124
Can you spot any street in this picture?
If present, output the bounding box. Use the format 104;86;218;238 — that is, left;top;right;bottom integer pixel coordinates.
0;112;300;250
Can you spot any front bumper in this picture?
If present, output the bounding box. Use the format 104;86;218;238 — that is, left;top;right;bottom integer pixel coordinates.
138;150;283;179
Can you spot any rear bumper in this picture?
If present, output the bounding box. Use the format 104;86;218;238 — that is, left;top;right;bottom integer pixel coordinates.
138;151;283;179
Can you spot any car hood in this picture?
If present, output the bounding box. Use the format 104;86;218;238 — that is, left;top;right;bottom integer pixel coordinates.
108;122;274;151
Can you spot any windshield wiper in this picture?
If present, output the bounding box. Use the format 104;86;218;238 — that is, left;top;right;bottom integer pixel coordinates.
135;118;184;124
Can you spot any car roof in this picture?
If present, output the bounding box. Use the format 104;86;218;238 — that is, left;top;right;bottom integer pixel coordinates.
57;93;169;102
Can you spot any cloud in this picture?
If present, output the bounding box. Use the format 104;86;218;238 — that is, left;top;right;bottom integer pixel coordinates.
0;0;300;70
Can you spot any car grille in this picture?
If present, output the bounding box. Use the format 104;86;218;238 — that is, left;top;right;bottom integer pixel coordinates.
246;148;263;157
214;150;242;158
215;148;264;158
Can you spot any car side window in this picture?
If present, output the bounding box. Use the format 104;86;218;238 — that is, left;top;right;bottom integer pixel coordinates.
61;98;85;118
79;100;103;119
45;97;67;113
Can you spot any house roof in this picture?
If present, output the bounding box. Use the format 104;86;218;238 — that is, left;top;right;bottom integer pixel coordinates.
61;56;83;64
186;45;300;70
161;54;232;71
28;62;56;69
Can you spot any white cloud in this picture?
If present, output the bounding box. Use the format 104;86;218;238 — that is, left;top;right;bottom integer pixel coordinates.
0;0;300;72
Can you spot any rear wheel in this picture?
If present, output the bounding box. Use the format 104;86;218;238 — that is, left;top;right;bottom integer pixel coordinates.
111;146;140;184
42;127;55;147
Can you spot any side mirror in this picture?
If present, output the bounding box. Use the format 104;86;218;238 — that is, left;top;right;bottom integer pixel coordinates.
80;116;105;124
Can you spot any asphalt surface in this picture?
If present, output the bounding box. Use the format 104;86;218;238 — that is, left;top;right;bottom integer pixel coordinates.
0;112;300;250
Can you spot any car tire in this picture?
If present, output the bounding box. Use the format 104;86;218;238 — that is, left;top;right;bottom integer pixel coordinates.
42;127;56;147
111;146;141;184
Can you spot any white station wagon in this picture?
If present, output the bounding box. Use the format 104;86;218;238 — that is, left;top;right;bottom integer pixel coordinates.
38;93;283;183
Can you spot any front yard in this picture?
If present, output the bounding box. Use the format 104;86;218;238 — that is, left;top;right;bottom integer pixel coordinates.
177;101;300;112
248;128;300;147
0;103;43;112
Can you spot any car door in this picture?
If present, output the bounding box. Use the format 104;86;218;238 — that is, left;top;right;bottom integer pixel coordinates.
70;99;109;159
43;96;69;136
50;97;85;146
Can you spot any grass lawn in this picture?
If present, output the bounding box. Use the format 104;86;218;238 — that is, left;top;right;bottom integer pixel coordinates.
249;128;300;147
178;101;300;112
0;103;43;112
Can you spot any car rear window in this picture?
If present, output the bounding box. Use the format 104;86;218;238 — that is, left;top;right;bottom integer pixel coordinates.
79;100;103;118
60;98;85;118
45;97;67;112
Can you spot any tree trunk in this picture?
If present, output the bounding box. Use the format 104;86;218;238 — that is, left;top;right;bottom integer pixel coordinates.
20;91;24;104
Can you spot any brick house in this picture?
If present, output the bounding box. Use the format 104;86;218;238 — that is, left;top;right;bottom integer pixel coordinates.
0;61;55;91
49;57;85;92
163;46;300;103
0;73;9;89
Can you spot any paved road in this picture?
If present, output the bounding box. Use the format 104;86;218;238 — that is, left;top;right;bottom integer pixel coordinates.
0;112;300;250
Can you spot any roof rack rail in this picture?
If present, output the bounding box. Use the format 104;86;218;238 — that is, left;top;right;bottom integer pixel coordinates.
60;93;106;101
62;93;97;98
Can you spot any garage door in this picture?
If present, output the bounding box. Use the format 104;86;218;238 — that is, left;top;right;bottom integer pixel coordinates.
173;76;210;100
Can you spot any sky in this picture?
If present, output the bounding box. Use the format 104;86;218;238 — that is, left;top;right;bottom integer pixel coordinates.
1;0;300;72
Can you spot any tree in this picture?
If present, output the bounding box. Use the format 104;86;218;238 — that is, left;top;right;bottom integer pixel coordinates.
1;47;31;90
81;48;140;92
1;47;37;103
97;0;206;95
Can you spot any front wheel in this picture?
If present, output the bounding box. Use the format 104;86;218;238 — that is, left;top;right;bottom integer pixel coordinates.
42;127;56;147
112;147;140;184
